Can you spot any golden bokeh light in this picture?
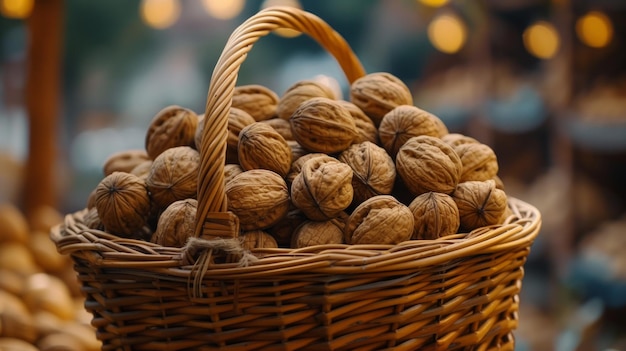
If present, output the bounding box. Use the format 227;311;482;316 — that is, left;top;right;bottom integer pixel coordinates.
427;13;467;54
523;21;560;59
418;0;449;8
261;0;302;37
576;11;613;48
140;0;181;30
0;0;34;19
202;0;245;20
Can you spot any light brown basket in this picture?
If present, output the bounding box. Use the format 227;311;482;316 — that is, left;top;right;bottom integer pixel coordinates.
51;6;541;351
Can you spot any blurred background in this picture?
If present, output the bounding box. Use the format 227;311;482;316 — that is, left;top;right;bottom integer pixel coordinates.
0;0;625;350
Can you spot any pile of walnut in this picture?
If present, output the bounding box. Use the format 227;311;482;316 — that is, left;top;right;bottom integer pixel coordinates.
88;72;511;250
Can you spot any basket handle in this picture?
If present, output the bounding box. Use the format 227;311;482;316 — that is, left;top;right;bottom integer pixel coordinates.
194;6;366;240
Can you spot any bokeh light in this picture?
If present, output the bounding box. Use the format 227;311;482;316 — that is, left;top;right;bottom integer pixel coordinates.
0;0;34;19
523;21;560;59
418;0;449;8
427;13;468;54
202;0;245;20
261;0;302;38
576;11;613;48
140;0;181;30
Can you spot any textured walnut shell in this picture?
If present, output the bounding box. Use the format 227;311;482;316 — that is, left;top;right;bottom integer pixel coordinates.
240;230;278;250
267;209;307;248
396;135;462;196
129;160;153;180
103;149;150;176
276;80;335;120
344;195;414;245
337;100;378;145
287;140;309;163
150;198;197;248
453;142;499;182
225;169;290;231
146;146;200;211
232;84;279;122
290;97;357;154
441;133;479;149
349;72;413;127
291;218;345;248
224;164;244;186
452;180;508;232
408;192;460;240
338;141;396;204
94;172;151;237
83;207;103;230
286;153;335;185
379;105;443;158
260;117;294;141
238;122;292;178
291;157;353;221
145;105;199;160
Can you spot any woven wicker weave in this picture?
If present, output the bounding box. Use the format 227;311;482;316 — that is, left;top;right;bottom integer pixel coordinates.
51;6;541;351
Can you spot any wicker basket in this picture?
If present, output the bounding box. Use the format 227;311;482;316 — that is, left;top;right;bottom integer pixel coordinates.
51;6;541;351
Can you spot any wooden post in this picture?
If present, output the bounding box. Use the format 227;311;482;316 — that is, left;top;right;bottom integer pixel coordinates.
23;0;64;218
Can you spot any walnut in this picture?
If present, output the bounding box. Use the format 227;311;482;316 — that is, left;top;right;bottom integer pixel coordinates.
240;230;278;250
225;169;290;231
146;146;199;211
286;153;335;185
378;105;443;158
129;160;153;180
290;97;357;154
441;133;479;149
287;140;310;163
150;198;197;248
267;208;307;248
396;135;462;196
232;84;279;122
196;107;256;164
238;122;292;178
344;195;414;245
338;141;396;204
337;100;378;145
260;117;294;141
94;172;151;238
408;192;460;240
349;72;413;127
224;164;244;186
276;80;335;120
453;142;499;182
291;157;353;221
291;218;345;248
103;149;150;176
452;180;508;232
145;105;199;160
493;175;505;190
83;207;103;230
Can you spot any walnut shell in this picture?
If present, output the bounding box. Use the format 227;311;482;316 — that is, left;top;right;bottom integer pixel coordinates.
146;146;200;211
441;133;479;149
291;218;345;248
232;84;279;122
452;180;508;232
238;122;292;178
290;97;357;154
260;117;294;141
337;100;378;145
267;209;307;248
453;142;499;182
94;172;151;237
291;157;353;221
145;105;199;160
408;192;460;240
349;72;413;127
396;135;462;196
83;207;103;230
286;153;335;185
287;140;310;163
338;141;395;204
276;80;335;120
103;149;150;176
150;198;197;248
129;160;153;180
225;169;290;231
344;195;414;245
378;105;442;158
224;164;244;186
240;230;278;250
